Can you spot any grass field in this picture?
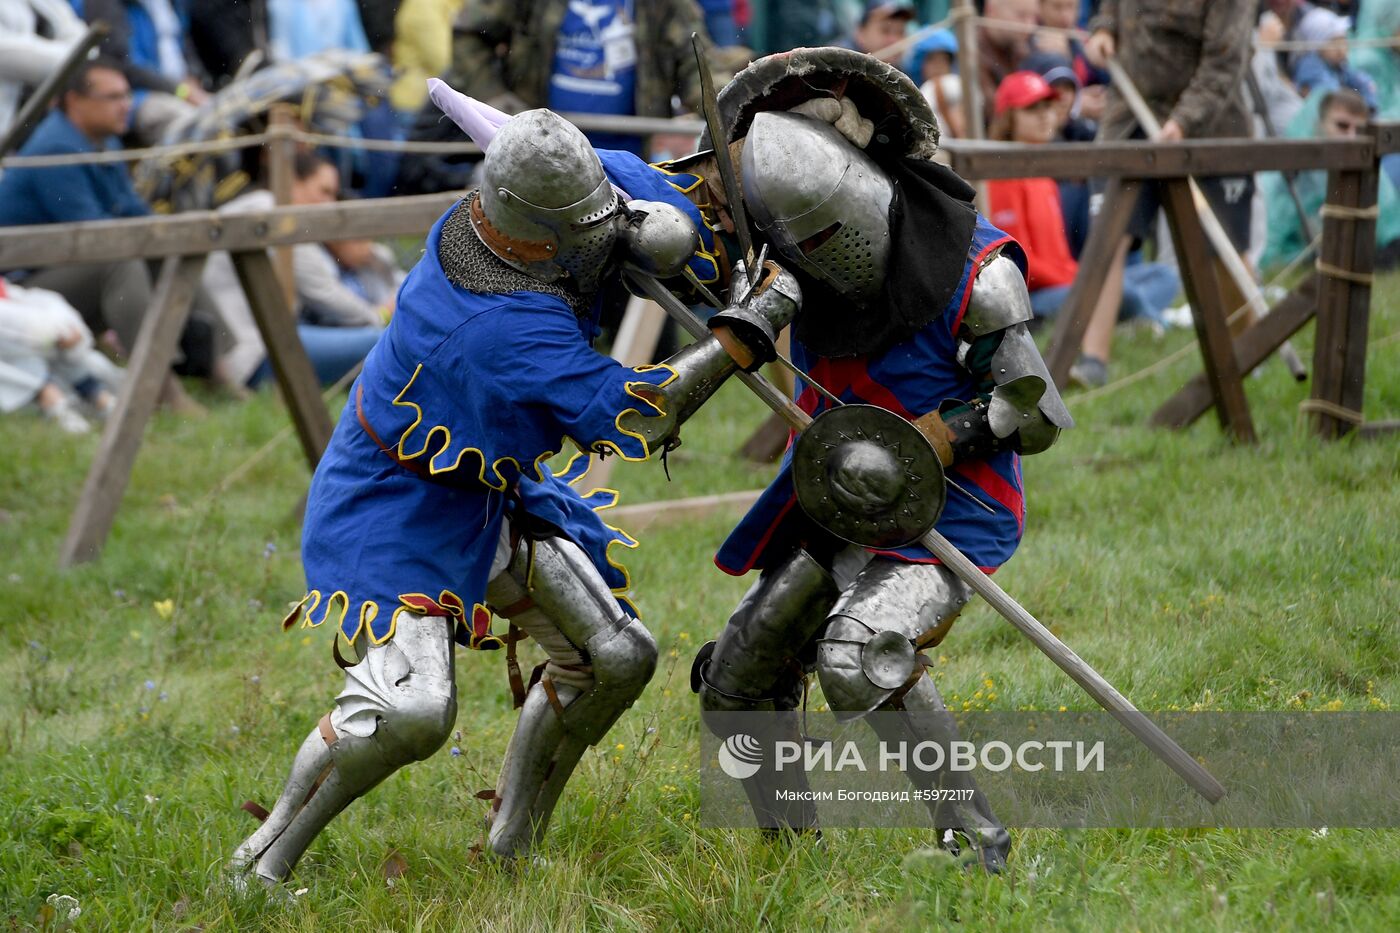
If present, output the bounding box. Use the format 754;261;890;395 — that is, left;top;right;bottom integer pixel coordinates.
1;284;1397;931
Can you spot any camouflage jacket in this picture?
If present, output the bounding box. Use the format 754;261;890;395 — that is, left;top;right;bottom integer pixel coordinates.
1090;0;1253;141
446;0;706;118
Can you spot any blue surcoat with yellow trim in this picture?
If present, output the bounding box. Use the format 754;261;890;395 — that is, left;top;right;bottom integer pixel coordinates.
289;150;709;646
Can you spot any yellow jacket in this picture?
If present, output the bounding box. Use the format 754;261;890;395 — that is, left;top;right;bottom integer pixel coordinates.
390;0;466;112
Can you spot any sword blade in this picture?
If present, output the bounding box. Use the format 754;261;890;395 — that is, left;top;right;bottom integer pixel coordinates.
691;32;757;285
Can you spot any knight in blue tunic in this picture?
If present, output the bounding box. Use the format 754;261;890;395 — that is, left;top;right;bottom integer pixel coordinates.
680;50;1075;873
231;95;802;884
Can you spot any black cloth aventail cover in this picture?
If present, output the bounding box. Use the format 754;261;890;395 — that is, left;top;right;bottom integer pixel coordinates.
793;157;978;358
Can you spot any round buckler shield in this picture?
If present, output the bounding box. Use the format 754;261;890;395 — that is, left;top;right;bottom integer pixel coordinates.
793;405;945;549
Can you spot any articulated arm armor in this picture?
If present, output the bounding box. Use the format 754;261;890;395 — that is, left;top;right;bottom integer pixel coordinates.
617;261;801;451
917;254;1074;465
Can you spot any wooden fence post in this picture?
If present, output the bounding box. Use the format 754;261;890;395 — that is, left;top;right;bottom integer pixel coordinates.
1309;126;1380;440
1152;275;1320;428
953;0;983;140
59;255;208;567
1044;178;1141;388
266;105;298;312
1159;180;1256;443
232;250;335;466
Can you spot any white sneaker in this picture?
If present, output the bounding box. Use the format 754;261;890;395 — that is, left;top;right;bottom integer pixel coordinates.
1162;304;1194;329
42;397;92;434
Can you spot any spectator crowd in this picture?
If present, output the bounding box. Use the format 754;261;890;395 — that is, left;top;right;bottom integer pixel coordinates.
2;0;1399;429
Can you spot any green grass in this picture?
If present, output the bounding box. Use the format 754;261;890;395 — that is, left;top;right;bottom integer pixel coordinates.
1;283;1398;930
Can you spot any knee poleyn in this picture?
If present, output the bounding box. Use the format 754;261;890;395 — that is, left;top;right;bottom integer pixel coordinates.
693;644;781;715
588;618;658;700
698;680;776;715
379;688;457;763
816;618;918;719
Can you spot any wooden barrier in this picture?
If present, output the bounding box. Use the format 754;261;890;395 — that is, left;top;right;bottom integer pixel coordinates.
0;191;720;565
0;195;468;565
943;127;1400;442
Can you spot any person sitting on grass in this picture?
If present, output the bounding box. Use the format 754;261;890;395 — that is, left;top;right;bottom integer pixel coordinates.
203;153;387;390
0;57;228;407
0;276;122;435
906;29;965;139
1261;88;1400;273
1291;7;1378;110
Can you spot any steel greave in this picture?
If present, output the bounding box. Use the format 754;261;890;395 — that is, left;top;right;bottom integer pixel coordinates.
485;536;657;857
486;682;590;857
867;673;1011;871
697;549;839;830
228;615;457;884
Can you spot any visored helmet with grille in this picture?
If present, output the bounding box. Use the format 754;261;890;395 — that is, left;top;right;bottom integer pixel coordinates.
741;111;894;308
470;109;621;294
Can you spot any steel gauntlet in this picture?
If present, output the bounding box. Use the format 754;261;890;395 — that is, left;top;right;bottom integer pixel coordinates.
708;259;802;371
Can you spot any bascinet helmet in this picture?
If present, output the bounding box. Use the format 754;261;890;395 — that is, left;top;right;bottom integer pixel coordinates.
470;109;621;294
741;110;895;308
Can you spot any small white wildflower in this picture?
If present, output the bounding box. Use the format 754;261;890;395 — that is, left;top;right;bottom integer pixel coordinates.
1312;826;1329;838
144;795;159;805
45;894;80;920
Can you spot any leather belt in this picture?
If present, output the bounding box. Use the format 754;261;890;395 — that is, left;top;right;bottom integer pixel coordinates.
356;383;494;491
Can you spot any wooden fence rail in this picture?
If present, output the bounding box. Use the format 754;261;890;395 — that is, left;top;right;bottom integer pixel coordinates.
944;126;1399;443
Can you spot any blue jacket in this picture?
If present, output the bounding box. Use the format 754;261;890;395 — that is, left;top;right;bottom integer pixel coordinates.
1291;53;1378;112
0;110;150;227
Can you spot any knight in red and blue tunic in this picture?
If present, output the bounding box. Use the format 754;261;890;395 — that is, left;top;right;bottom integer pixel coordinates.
684;68;1073;876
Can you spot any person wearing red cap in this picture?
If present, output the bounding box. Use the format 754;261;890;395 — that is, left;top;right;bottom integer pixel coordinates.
987;71;1181;325
987;72;1078;318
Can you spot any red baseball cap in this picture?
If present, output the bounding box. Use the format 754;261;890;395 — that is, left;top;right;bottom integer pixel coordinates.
994;71;1057;116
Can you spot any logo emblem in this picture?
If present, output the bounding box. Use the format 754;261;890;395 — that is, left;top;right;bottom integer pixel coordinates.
717;733;763;779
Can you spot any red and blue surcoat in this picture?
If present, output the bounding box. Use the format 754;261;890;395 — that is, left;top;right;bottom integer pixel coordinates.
716;218;1028;576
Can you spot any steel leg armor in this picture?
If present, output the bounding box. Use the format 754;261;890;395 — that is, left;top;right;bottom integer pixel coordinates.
815;558;1009;869
693;549;840;830
816;559;971;719
863;673;1012;872
229;613;458;885
483;535;658;857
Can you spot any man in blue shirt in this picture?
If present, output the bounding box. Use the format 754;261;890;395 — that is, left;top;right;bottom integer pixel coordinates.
0;58;220;389
546;0;641;154
0;60;150;227
0;58;155;355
